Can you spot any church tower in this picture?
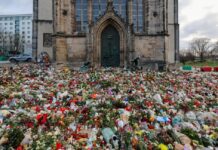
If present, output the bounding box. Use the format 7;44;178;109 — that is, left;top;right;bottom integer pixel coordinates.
32;0;54;61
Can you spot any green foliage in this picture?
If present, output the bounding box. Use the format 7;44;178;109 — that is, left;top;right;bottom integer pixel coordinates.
127;96;136;102
129;115;139;126
76;101;86;106
185;60;218;67
136;141;147;150
89;72;100;81
123;132;132;148
181;128;202;145
7;128;24;148
112;100;126;108
80;83;87;88
201;136;213;147
43;135;56;148
167;130;181;143
2;93;9;99
109;111;120;120
97;101;112;109
100;111;115;128
14;94;22;99
32;134;56;150
100;80;113;88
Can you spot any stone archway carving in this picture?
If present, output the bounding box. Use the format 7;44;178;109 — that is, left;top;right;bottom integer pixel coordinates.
91;12;127;67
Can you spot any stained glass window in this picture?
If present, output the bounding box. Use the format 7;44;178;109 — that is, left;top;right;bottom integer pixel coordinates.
76;0;144;32
76;0;88;32
113;0;127;20
93;0;107;22
133;0;144;32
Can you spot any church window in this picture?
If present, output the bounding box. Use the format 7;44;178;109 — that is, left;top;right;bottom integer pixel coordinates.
93;0;107;22
113;0;127;20
76;0;88;32
133;0;144;32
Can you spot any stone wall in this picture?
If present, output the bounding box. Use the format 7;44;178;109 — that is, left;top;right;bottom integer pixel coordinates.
37;22;53;60
55;37;67;62
147;0;165;35
67;37;87;62
167;0;179;63
167;26;175;63
33;0;53;61
55;0;73;34
32;0;39;60
134;36;165;61
38;0;53;20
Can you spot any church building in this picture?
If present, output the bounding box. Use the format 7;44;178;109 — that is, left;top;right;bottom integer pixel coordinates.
33;0;179;68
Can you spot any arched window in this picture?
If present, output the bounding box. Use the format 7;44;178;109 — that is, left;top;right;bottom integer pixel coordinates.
93;0;107;22
113;0;127;20
133;0;144;32
76;0;88;32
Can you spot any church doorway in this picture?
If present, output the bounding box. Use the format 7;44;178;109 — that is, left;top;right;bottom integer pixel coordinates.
101;25;120;67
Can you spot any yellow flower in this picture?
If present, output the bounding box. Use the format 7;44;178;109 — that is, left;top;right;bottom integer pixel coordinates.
158;143;168;150
210;133;218;140
134;130;144;136
203;125;209;131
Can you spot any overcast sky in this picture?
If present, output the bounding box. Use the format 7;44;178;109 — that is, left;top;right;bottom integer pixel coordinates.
0;0;218;49
179;0;218;49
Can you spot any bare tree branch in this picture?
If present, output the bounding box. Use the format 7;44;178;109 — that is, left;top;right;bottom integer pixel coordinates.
189;38;211;61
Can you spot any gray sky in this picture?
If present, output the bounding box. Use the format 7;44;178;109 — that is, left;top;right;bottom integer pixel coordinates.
179;0;218;49
0;0;32;15
0;0;218;49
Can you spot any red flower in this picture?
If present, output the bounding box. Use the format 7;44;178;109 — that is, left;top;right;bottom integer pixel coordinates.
81;107;89;114
70;99;78;103
47;106;51;110
36;114;48;125
56;142;63;150
144;136;148;142
148;125;155;129
59;107;69;113
16;145;23;150
145;101;153;107
90;93;97;99
194;100;201;107
56;101;61;106
35;106;41;112
58;84;64;88
163;99;173;104
125;105;132;111
25;122;34;128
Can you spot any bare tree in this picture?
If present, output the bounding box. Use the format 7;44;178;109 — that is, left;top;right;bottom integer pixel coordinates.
210;41;218;59
0;30;24;56
0;29;12;54
0;26;24;55
0;28;5;53
190;38;211;62
8;33;22;51
180;52;195;64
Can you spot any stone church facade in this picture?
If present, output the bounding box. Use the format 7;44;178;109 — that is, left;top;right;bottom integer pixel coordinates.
33;0;179;67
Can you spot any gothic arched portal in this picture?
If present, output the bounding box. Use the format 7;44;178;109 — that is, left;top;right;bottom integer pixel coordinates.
101;25;120;67
92;15;127;67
